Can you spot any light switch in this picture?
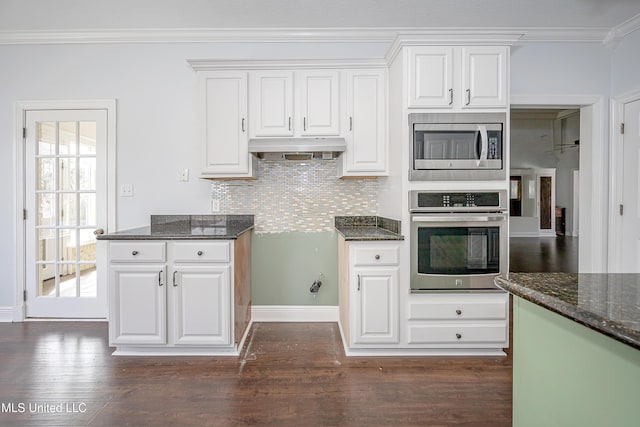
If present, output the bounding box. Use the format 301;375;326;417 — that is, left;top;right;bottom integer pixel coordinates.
211;199;220;212
120;184;133;197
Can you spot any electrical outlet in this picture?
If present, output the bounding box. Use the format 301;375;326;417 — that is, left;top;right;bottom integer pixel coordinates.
211;199;220;212
180;168;189;182
120;184;133;197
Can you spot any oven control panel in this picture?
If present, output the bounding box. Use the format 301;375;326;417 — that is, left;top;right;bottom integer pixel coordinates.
410;190;508;212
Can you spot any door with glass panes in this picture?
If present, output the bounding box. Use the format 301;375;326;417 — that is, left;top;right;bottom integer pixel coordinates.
24;110;108;318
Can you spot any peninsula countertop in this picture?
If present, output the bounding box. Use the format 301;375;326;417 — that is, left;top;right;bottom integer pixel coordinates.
96;215;254;240
495;273;640;350
334;216;404;241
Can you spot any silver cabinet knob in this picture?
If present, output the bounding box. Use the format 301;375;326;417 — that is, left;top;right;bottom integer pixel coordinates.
456;309;462;315
132;250;139;256
93;228;104;235
456;333;462;339
197;251;203;256
375;254;380;260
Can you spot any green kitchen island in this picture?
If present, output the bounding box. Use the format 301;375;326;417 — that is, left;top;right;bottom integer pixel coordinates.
495;273;640;427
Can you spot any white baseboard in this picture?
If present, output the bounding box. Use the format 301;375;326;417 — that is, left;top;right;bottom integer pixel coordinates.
510;232;560;238
251;305;339;322
510;232;540;238
0;306;22;322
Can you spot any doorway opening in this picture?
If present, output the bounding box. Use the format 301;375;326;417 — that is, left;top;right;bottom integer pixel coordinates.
509;108;580;273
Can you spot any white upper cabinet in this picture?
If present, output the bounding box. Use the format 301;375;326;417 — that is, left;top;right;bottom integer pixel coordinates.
250;70;340;138
462;46;508;108
408;46;508;109
296;70;341;136
340;69;388;176
199;71;255;178
250;71;294;137
408;46;454;108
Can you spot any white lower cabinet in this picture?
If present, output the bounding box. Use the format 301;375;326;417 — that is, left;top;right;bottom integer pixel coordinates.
353;267;398;344
110;264;167;345
339;237;400;348
407;293;509;349
107;239;250;355
170;265;230;346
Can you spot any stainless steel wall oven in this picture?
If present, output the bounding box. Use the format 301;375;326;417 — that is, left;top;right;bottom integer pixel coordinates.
409;112;506;181
410;190;508;292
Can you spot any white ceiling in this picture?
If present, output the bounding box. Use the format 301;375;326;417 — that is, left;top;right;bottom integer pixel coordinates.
1;0;639;31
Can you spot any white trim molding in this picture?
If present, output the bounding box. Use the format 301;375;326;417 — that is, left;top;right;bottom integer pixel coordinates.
0;26;626;47
187;58;388;71
512;94;609;273
604;13;640;47
251;305;339;322
608;87;640;272
0;306;23;322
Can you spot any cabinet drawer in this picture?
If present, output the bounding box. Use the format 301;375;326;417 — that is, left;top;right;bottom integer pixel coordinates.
110;242;166;263
408;324;507;344
409;298;507;320
172;241;230;263
352;245;400;266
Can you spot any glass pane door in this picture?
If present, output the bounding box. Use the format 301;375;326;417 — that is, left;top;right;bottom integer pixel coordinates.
25;110;107;318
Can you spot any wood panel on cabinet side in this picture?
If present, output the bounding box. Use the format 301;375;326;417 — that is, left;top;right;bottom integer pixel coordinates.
338;235;350;344
234;231;252;346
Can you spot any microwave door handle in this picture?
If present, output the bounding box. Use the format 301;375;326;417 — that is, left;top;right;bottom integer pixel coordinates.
477;125;489;166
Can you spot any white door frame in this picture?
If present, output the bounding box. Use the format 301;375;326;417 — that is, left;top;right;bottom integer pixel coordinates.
511;94;608;273
609;88;640;273
14;100;117;321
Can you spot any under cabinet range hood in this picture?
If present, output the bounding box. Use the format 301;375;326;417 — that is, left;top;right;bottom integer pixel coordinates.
248;137;346;160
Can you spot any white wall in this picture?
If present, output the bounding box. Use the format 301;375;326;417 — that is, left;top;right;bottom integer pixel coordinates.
511;43;611;96
0;41;388;311
611;29;640;96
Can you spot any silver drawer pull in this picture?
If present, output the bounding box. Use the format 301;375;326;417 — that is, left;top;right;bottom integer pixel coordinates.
132;250;139;256
456;309;462;315
456;333;462;339
197;251;203;256
374;254;380;260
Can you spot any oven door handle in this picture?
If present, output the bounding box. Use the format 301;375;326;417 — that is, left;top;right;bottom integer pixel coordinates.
412;214;506;223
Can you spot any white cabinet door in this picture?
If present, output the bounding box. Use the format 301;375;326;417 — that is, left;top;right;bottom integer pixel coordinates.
170;265;231;346
462;46;508;108
251;71;294;137
408;46;454;108
296;70;340;136
352;267;399;344
109;265;167;345
342;69;387;175
200;72;253;177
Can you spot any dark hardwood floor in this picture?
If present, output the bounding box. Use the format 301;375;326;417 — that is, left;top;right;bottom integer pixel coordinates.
0;322;512;426
509;236;579;273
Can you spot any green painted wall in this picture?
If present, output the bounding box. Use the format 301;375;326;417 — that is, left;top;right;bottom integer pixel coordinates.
251;231;338;306
513;297;640;427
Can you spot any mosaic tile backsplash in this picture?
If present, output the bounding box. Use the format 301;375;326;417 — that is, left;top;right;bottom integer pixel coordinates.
211;159;379;233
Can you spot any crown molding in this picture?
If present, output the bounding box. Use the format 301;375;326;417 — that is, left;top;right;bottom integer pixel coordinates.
187;58;388;71
384;30;525;63
0;28;399;45
0;26;629;47
603;13;640;47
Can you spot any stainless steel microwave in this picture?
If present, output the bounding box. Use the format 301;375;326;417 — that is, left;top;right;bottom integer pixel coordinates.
409;113;506;181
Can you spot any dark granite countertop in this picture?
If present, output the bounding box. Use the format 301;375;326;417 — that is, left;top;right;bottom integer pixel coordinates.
495;273;640;350
335;216;404;241
96;215;254;240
